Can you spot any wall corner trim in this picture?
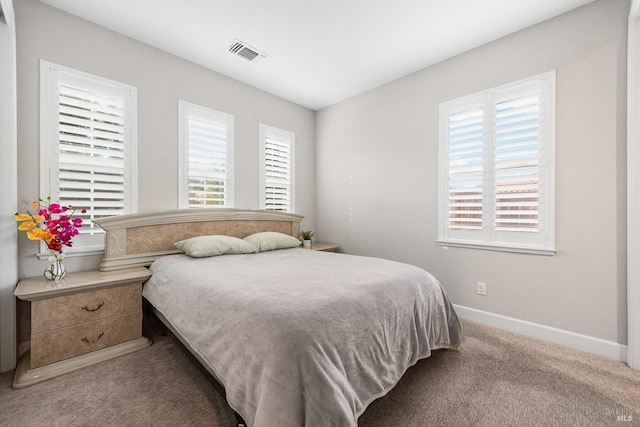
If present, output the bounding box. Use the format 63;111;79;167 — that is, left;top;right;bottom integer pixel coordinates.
454;304;628;364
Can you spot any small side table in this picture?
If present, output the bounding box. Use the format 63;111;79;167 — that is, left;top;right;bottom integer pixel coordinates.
13;267;152;389
302;242;339;252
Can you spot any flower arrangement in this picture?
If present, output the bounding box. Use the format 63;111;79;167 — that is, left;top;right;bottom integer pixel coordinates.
15;197;86;280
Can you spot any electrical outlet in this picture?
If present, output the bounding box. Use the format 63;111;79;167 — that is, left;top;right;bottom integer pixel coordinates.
477;282;487;296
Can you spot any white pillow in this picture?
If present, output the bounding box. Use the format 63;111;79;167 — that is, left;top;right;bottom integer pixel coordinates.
174;235;258;258
243;232;301;252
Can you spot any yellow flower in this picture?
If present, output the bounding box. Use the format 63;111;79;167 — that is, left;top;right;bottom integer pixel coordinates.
27;228;53;242
14;213;31;222
18;221;36;231
31;201;38;209
26;231;42;241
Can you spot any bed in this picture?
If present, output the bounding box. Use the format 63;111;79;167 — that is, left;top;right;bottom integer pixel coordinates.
95;208;462;427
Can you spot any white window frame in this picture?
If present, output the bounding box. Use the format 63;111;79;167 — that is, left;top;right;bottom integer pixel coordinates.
438;71;556;255
178;101;235;208
40;60;138;257
259;124;295;212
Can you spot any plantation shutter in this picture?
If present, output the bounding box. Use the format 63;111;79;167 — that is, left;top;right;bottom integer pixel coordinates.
493;83;542;233
438;71;555;254
260;125;295;211
56;73;130;237
41;61;137;253
184;105;233;207
444;99;485;233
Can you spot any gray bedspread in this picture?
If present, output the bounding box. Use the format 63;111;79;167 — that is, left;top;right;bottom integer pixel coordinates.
143;248;462;427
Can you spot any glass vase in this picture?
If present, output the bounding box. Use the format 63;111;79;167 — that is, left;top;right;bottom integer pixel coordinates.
44;252;67;281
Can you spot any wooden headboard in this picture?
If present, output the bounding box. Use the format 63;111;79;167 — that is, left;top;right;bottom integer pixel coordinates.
94;208;304;271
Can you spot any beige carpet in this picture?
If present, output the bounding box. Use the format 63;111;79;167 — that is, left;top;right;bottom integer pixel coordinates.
1;320;638;427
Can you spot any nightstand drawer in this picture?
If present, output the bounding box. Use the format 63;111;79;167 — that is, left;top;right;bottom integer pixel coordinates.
30;310;142;368
31;283;141;334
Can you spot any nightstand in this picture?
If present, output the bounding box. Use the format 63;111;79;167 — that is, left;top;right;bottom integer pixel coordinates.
302;242;339;252
12;267;152;389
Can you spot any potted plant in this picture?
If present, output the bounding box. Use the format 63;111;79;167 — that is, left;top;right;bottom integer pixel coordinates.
300;230;315;248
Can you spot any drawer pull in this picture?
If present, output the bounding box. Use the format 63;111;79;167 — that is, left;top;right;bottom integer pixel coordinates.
81;332;104;344
81;302;104;312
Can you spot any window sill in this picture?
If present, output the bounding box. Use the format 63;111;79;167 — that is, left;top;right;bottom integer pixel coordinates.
37;245;105;260
436;240;556;256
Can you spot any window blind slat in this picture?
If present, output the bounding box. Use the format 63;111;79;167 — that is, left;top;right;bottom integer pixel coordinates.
60;82;125;104
60;112;125;135
59;105;125;127
59;143;124;160
59;170;124;184
59;100;124;122
59;134;125;151
59;124;124;143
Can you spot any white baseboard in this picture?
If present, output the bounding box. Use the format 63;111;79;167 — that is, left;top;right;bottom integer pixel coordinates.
454;304;628;363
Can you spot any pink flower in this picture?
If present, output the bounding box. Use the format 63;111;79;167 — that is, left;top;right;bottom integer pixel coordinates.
15;198;85;251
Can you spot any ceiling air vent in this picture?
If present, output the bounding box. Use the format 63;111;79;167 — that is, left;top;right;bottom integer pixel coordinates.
227;39;268;63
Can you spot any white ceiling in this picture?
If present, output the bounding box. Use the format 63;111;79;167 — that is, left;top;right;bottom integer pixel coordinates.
38;0;593;111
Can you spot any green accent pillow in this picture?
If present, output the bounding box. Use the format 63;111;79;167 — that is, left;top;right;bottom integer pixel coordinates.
174;235;258;258
243;232;301;252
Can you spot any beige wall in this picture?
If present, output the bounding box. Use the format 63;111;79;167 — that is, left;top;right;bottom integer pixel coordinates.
316;0;629;344
15;0;316;279
0;0;17;373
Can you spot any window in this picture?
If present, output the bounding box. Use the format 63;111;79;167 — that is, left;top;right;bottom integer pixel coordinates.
438;72;555;255
178;101;234;208
40;61;137;254
259;124;295;211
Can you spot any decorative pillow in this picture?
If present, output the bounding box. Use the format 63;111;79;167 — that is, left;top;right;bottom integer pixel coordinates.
243;232;301;252
173;235;258;258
